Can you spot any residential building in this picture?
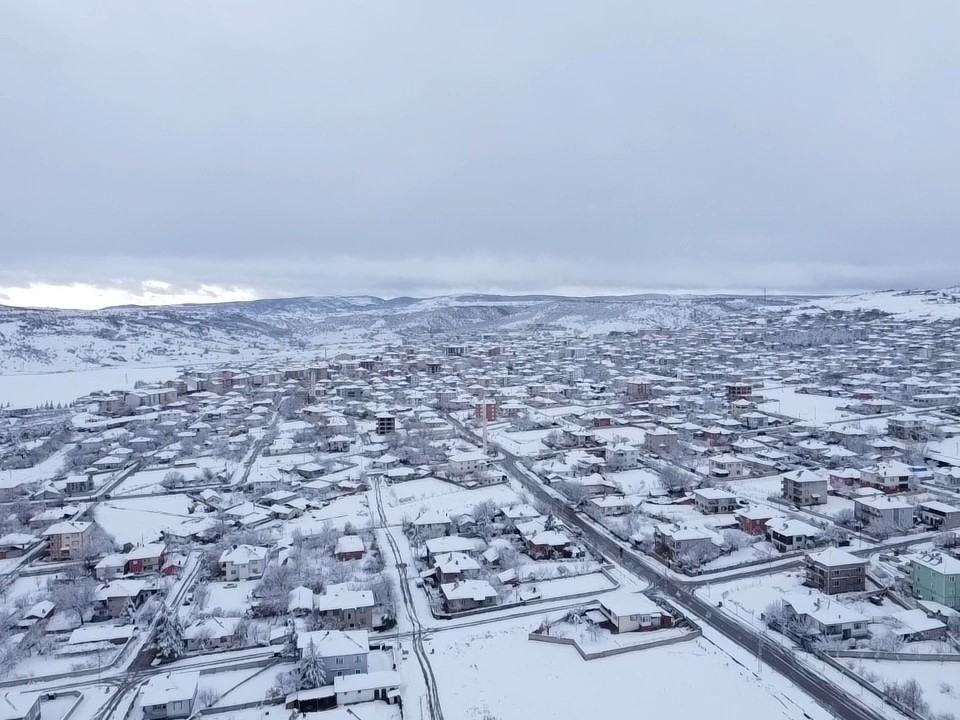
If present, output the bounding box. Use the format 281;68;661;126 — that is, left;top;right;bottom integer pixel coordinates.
604;443;640;470
334;671;402;707
42;520;93;561
780;470;828;507
448;451;490;476
375;413;396;435
598;594;672;633
736;507;777;535
296;630;370;681
125;543;166;574
219;545;268;581
859;460;914;494
916;501;960;531
440;579;498;612
781;592;869;640
411;510;452;539
586;495;633;519
645;427;678;454
708;454;746;479
314;587;375;630
910;552;960;610
334;535;365;561
95;579;153;620
654;524;715;560
141;672;199;720
766;518;821;553
804;548;867;595
854;496;913;532
693;488;738;515
183;617;241;652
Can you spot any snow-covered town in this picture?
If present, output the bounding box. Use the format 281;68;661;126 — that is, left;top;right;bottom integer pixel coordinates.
1;298;960;720
2;2;959;718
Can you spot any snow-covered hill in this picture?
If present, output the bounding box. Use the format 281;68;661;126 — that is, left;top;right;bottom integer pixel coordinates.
0;293;795;373
793;288;960;322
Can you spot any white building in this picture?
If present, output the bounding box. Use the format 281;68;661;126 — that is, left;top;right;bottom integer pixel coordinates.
448;451;490;476
854;496;913;532
141;672;199;720
219;544;268;581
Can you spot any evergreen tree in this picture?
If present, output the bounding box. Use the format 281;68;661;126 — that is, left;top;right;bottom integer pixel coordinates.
121;598;138;625
156;611;184;660
295;639;327;689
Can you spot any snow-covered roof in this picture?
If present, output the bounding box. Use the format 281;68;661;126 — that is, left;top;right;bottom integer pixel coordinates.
183;616;241;640
600;593;666;618
909;552;960;575
297;630;370;657
334;670;401;694
0;692;38;720
125;542;166;561
433;552;480;574
314;589;374;612
335;535;365;555
440;580;497;601
783;592;867;626
805;547;866;568
42;520;91;536
141;672;200;707
694;487;736;500
219;544;268;564
890;609;946;637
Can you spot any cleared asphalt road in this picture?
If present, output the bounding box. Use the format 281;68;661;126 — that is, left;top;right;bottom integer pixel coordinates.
444;413;889;720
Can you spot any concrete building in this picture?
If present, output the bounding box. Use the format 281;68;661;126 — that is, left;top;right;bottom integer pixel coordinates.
597;594;671;633
42;520;93;561
916;501;960;531
219;545;268;581
854;495;913;532
296;630;370;682
781;592;869;640
0;692;40;720
910;552;960;611
693;488;738;515
141;672;199;720
804;548;867;595
780;470;828;507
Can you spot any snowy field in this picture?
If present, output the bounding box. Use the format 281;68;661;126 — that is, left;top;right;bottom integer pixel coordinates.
427;615;829;720
94;493;194;544
850;659;960;718
757;387;856;424
608;468;661;494
284;494;373;536
0;366;179;408
508;572;615;601
110;460;228;496
381;483;524;526
204;580;259;614
386;477;462;505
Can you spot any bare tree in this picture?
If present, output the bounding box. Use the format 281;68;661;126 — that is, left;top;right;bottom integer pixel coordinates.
52;577;97;626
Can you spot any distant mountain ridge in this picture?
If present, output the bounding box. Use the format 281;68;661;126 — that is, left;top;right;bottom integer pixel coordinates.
0;289;948;374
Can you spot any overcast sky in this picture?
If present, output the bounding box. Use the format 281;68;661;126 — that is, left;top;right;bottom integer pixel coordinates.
1;2;958;309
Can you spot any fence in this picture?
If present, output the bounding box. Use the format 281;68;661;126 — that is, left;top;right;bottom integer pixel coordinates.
429;565;620;620
528;625;701;660
824;648;960;663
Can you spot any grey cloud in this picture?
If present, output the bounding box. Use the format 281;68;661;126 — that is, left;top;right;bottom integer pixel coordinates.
1;1;958;305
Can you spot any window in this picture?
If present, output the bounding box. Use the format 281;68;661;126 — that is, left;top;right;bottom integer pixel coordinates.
336;657;344;665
